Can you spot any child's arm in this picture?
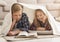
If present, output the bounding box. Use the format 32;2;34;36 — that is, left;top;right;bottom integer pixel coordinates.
7;29;20;36
10;20;16;31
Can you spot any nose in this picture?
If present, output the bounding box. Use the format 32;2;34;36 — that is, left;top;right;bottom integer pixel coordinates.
18;15;20;18
39;16;43;19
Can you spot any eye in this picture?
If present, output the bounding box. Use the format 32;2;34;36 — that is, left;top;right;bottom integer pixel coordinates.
14;15;17;16
19;14;22;17
40;14;42;16
19;14;21;16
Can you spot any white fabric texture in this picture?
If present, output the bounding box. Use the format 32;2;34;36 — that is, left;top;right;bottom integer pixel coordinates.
1;3;60;36
1;12;12;36
0;37;7;42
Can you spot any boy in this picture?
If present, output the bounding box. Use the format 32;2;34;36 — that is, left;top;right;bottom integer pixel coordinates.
7;3;30;36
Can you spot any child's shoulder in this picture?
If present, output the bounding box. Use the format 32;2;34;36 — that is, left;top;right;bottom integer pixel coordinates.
22;13;27;17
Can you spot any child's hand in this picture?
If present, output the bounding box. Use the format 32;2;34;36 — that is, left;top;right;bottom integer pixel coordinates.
12;15;17;21
10;20;16;31
13;19;17;23
36;27;45;31
8;29;21;36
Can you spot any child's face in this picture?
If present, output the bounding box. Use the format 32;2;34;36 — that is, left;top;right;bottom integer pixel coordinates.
12;5;23;21
36;11;46;21
12;10;22;21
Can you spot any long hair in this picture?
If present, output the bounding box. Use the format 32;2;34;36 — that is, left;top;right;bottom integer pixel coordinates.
33;9;48;28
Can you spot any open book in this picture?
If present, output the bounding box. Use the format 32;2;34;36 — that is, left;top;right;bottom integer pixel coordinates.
15;31;38;38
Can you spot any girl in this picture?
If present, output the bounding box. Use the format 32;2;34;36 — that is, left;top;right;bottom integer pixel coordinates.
30;9;52;31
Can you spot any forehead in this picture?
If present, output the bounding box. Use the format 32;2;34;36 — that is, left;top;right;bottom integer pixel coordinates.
36;10;43;13
13;11;22;15
36;11;44;14
36;11;45;16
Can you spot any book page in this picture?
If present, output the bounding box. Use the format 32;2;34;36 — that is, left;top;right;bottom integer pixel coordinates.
18;31;28;36
16;31;38;38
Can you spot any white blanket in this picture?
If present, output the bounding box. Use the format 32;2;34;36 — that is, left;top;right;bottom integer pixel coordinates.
1;3;60;36
1;12;12;36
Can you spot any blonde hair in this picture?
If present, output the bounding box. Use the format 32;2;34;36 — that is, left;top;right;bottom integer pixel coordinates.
11;3;23;14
